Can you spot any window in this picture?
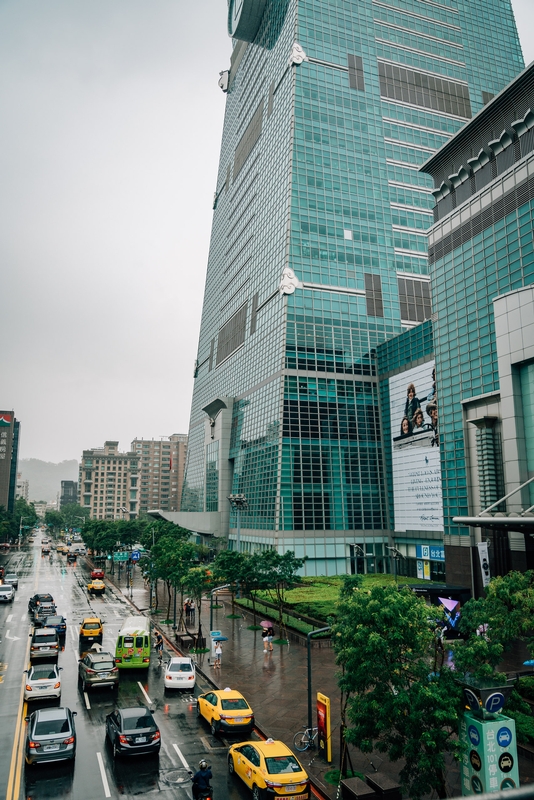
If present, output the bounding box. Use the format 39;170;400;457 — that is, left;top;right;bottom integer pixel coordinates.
233;100;264;180
348;54;365;91
398;276;431;322
216;302;248;365
378;62;471;118
365;274;384;317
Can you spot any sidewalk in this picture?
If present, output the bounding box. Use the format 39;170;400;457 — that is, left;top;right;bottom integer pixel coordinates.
103;561;534;798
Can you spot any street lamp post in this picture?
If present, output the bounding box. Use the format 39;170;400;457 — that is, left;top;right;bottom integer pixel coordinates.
307;627;331;735
228;495;248;598
386;546;405;583
19;516;29;547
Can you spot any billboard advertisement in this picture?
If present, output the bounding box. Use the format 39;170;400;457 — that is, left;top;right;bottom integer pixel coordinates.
0;411;14;509
389;362;443;532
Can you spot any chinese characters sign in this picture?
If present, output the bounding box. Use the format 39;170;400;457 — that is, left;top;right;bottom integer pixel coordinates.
459;712;519;795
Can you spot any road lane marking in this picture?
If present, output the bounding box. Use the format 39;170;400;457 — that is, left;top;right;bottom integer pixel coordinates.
70;625;76;642
137;681;152;706
6;631;31;800
172;742;191;771
97;751;111;798
6;614;12;623
84;691;91;710
20;613;25;621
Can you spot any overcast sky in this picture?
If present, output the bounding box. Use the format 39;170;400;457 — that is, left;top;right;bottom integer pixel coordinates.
1;1;533;464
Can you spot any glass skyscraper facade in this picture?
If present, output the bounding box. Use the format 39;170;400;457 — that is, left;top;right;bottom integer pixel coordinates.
180;0;523;575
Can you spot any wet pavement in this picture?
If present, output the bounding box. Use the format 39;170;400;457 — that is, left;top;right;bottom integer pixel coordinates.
108;561;534;798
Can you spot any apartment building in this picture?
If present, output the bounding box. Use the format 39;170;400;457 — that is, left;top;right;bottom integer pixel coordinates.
78;441;139;519
131;434;187;514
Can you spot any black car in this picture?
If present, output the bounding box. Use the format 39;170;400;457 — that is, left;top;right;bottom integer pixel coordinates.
34;603;58;627
66;552;77;563
25;707;77;765
28;593;54;614
44;615;67;638
106;707;161;758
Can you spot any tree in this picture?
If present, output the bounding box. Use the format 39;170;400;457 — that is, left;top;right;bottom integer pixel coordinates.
183;566;213;647
332;583;462;800
151;535;196;620
241;552;272;625
454;570;534;679
260;550;305;636
61;503;90;528
45;510;64;531
213;550;248;613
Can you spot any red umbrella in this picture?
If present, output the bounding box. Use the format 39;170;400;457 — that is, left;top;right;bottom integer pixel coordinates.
260;621;272;628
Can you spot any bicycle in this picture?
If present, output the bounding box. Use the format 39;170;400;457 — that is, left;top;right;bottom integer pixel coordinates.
293;726;318;751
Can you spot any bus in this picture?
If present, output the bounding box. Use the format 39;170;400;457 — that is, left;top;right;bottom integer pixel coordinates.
115;616;151;669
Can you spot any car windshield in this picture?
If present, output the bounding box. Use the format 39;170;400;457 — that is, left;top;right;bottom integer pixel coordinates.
31;668;57;680
265;756;302;775
169;663;192;673
5;574;16;580
34;634;56;643
37;595;53;603
123;714;154;731
83;622;100;630
221;698;249;711
93;661;114;671
46;617;63;624
35;717;70;736
0;586;11;592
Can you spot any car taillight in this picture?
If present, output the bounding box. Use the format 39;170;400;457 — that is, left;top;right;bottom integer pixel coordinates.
54;682;61;689
85;668;97;674
151;731;161;741
188;676;194;680
29;741;40;749
265;780;285;788
115;658;121;663
25;685;32;691
112;667;119;673
63;736;75;745
119;735;128;744
143;657;150;663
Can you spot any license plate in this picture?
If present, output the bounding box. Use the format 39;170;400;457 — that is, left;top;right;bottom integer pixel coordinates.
39;685;52;690
286;787;297;792
235;718;244;723
99;673;109;678
87;637;94;640
135;736;147;743
44;745;60;752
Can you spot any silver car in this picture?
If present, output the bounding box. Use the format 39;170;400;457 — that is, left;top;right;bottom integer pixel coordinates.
78;648;119;692
25;707;77;765
0;584;14;603
4;573;18;589
24;664;62;702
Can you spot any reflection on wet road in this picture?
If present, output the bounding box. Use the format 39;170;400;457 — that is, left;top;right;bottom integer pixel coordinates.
0;537;252;800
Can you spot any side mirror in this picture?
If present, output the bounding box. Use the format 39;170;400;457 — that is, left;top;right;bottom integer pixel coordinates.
24;716;30;722
72;711;77;716
59;667;63;671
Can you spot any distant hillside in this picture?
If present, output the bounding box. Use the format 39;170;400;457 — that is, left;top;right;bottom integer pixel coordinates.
20;459;79;503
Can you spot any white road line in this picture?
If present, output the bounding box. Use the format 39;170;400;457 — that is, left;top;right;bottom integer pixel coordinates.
96;751;111;798
6;614;12;623
70;626;76;642
84;691;91;710
172;742;191;772
137;681;152;706
20;613;25;621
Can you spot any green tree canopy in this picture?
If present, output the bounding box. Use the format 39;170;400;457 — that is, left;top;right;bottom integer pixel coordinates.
332;583;461;800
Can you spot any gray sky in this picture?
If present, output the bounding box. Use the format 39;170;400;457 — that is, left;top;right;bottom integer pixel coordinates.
1;1;533;464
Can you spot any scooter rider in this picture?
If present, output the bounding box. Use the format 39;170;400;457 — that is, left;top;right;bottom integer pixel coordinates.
191;759;213;799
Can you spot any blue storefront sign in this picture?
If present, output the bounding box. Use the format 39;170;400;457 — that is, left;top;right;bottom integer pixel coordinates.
416;544;445;562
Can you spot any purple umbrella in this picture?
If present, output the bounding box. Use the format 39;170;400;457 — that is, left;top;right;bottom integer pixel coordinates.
260;621;272;628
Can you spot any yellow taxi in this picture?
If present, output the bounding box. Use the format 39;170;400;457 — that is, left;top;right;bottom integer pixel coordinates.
228;738;310;800
87;579;105;595
197;687;254;735
79;617;103;644
57;544;69;555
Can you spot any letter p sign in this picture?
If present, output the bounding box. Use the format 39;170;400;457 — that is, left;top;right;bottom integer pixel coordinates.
485;692;505;714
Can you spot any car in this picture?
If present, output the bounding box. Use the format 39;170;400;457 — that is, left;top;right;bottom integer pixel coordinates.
66;552;77;563
24;663;62;701
87;579;105;595
164;657;196;692
28;593;54;613
41;546;50;555
25;707;77;766
44;615;67;638
197;687;254;736
28;537;35;543
4;573;18;589
30;627;60;661
78;647;119;692
228;738;310;800
34;603;58;627
79;617;103;644
91;568;105;580
56;544;68;554
106;707;161;758
0;584;14;603
42;539;49;544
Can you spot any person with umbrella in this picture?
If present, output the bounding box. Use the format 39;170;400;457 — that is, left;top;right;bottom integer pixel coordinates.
261;621;274;652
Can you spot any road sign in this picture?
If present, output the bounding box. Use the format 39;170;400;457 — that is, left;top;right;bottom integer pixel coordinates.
113;552;130;562
131;550;140;562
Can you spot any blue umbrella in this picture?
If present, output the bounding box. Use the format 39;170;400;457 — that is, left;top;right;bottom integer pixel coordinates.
213;636;228;642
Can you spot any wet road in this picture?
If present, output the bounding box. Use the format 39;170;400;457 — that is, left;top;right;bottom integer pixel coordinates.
0;536;252;800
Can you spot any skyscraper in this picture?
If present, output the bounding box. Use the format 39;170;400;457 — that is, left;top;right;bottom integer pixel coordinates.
179;0;523;575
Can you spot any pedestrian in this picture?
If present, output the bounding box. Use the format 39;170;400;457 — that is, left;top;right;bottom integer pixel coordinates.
190;598;196;624
184;598;192;622
267;625;274;652
214;641;222;668
262;628;269;653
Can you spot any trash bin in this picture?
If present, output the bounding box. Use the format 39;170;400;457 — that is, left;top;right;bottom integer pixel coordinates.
341;777;378;800
365;772;402;800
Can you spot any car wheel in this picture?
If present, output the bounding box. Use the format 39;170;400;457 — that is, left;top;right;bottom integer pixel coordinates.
252;784;263;800
196;702;201;717
228;755;235;775
210;719;219;737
